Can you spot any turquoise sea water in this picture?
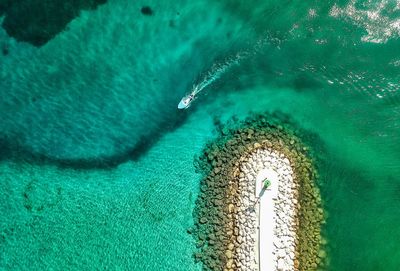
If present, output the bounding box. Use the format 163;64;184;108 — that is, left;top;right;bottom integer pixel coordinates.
1;0;400;270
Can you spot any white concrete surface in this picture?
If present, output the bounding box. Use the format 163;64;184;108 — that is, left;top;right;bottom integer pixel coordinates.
256;168;279;271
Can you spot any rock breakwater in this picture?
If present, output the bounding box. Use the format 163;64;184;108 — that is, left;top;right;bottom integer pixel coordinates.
190;114;326;270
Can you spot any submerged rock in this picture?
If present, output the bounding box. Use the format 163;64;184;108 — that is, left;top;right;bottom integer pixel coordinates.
141;6;153;16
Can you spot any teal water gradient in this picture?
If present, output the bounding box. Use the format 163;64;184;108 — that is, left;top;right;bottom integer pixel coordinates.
1;0;400;270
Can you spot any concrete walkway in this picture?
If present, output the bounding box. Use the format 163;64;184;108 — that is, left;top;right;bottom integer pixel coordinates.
255;168;279;271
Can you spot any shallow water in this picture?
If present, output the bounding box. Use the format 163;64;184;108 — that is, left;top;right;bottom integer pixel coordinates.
1;0;399;270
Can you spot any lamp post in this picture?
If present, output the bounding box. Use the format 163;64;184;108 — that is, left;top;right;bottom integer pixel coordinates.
263;179;271;190
252;179;272;209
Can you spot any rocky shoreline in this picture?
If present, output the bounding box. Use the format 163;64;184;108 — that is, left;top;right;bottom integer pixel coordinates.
190;114;326;270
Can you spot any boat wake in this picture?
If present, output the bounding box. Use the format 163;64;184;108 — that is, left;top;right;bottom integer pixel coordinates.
178;52;244;109
177;38;269;110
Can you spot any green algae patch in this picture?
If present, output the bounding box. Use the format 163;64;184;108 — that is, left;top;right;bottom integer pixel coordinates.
191;113;327;270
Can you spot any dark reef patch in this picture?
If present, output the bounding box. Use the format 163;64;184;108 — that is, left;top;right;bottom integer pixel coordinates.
1;107;191;170
0;0;11;15
141;6;153;16
0;0;107;46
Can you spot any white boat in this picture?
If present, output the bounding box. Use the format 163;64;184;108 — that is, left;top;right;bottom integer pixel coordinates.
178;93;195;109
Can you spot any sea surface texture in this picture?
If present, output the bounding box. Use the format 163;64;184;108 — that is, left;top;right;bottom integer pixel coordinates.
1;0;399;270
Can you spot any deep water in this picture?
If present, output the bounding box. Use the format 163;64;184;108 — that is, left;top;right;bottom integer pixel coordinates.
1;0;400;270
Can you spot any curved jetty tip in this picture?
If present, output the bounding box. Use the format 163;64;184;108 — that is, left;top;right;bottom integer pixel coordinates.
191;114;326;271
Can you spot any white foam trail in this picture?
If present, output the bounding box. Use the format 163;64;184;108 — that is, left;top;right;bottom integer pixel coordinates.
191;52;243;97
177;52;245;109
178;38;269;109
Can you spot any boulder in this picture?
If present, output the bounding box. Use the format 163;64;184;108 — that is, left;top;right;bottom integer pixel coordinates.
225;250;233;259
